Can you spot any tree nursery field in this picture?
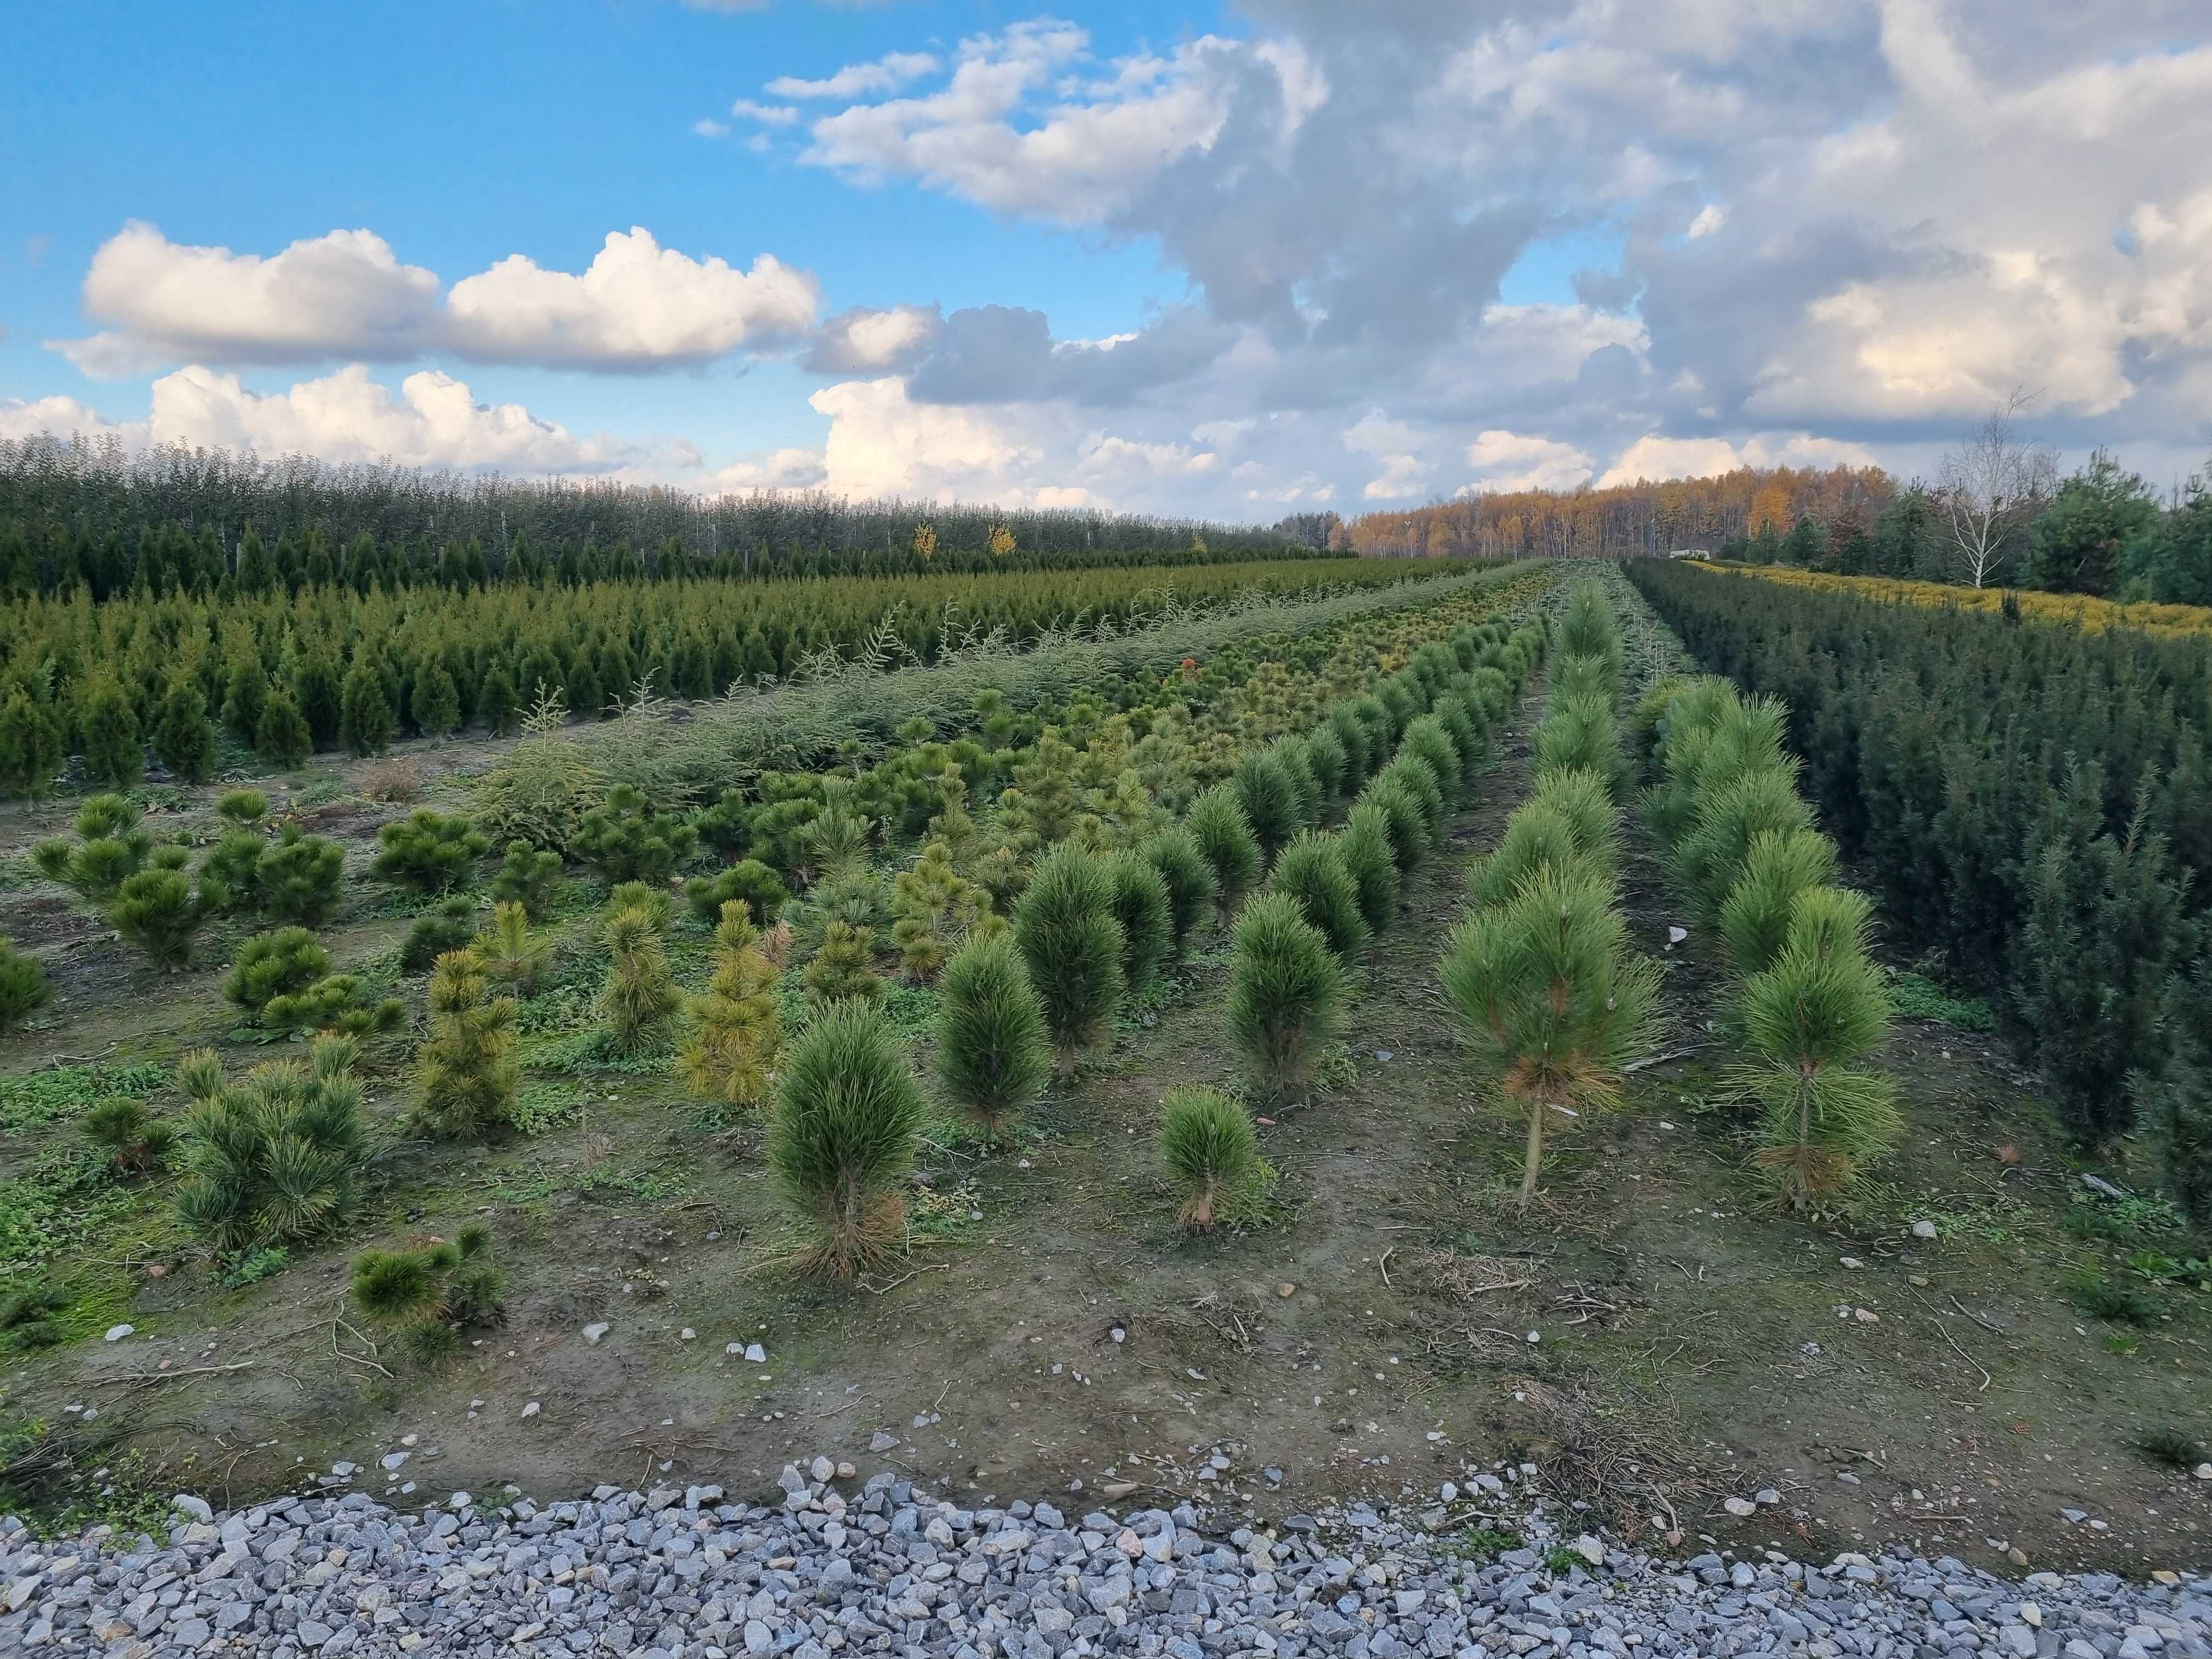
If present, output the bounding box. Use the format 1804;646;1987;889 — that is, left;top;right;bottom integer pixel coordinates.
0;545;2206;1584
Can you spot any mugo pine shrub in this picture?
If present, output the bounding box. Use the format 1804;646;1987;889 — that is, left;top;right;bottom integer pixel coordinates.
768;999;927;1276
488;839;566;921
32;794;153;901
351;1222;506;1364
1158;1085;1272;1230
935;930;1053;1136
569;783;698;885
370;809;489;894
1014;842;1126;1071
173;1036;371;1256
1225;892;1343;1104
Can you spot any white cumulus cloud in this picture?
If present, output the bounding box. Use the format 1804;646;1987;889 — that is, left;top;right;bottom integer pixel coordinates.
1459;431;1596;493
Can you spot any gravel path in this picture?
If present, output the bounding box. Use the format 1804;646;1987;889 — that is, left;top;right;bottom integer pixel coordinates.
3;1462;2204;1659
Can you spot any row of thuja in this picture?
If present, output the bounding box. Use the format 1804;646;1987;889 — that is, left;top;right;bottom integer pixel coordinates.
1435;572;1895;1213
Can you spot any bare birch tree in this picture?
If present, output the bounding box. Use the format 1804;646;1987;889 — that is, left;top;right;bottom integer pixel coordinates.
1937;387;2058;587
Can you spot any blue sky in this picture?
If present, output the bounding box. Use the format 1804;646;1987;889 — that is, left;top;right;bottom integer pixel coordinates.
4;1;2209;518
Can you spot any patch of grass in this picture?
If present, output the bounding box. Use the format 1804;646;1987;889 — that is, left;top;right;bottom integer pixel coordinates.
512;1083;587;1137
2069;1273;2163;1325
1543;1544;1588;1575
906;1182;986;1246
0;1149;145;1274
1444;1525;1523;1560
2063;1192;2186;1246
0;1420;182;1540
489;1160;684;1204
0;1062;167;1135
1887;972;1995;1032
218;1245;290;1288
2131;1426;2205;1469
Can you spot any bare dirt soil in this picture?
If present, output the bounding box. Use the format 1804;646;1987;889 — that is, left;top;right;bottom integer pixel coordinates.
2;698;2205;1576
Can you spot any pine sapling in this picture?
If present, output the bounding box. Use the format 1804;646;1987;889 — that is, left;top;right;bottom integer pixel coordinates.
472;900;552;994
416;950;520;1137
1158;1085;1272;1230
1013;842;1126;1071
488;838;567;920
600;906;679;1054
803;918;884;1011
1225;893;1344;1104
402;895;478;972
0;936;52;1032
1735;885;1900;1209
1338;804;1402;933
767;999;927;1276
110;864;208;968
173;1036;371;1256
371;809;489;894
1187;786;1263;917
1142;827;1219;955
257;826;346;926
1440;864;1658;1209
1717;827;1840;977
1271;831;1368;959
680;900;783;1109
1102;851;1173;991
935;930;1052;1137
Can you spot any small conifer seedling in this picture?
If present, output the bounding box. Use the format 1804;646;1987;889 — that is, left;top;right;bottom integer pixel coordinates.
767;999;927;1276
936;930;1052;1136
1158;1085;1272;1229
1225;893;1344;1104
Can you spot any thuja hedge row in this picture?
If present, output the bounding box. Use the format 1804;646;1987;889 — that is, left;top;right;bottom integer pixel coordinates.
1626;558;2212;1210
0;556;1477;795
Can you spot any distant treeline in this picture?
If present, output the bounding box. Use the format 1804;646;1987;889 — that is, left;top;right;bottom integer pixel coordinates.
0;435;1312;599
1344;465;1896;560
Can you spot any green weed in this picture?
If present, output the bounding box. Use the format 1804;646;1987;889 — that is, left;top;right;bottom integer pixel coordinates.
0;1062;167;1136
1887;972;1995;1032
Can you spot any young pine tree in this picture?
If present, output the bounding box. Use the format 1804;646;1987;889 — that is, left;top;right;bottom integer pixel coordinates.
1225;893;1343;1105
685;860;788;928
568;783;699;885
681;900;783;1110
600;906;680;1054
153;676;217;785
1337;803;1402;934
1187;786;1263;918
415;950;520;1137
472;900;552;994
351;1223;506;1364
32;793;154;901
1270;831;1368;960
1716;828;1841;977
409;658;462;741
371;809;490;893
402;895;479;973
1158;1085;1272;1230
1233;749;1304;864
1440;865;1658;1209
0;685;64;799
78;674;143;788
223;927;331;1021
767;999;927;1276
1102;851;1173;991
803;918;884;1011
1735;886;1900;1208
257;826;347;926
935;930;1053;1137
1141;827;1218;957
110;863;209;968
1013;842;1126;1072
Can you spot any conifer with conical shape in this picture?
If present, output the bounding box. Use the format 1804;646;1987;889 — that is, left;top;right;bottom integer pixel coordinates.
152;676;217;785
936;930;1052;1136
1673;763;1815;930
487;839;565;921
1233;749;1303;863
768;998;927;1276
1718;827;1840;977
600;906;679;1053
681;900;783;1109
1187;786;1262;916
78;674;143;787
1271;831;1368;960
1225;892;1342;1104
1338;803;1401;933
0;936;52;1032
1141;827;1218;955
1398;716;1462;806
472;900;551;993
415;949;520;1137
803;918;883;1011
1102;850;1173;991
339;657;395;757
1013;841;1125;1071
0;685;64;799
1440;864;1657;1209
1735;885;1899;1208
255;688;314;768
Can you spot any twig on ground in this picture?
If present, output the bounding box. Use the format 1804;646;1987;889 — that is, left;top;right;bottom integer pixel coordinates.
93;1362;256;1387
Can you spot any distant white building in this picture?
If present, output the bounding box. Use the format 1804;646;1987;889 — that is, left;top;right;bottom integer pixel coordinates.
1668;548;1713;560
